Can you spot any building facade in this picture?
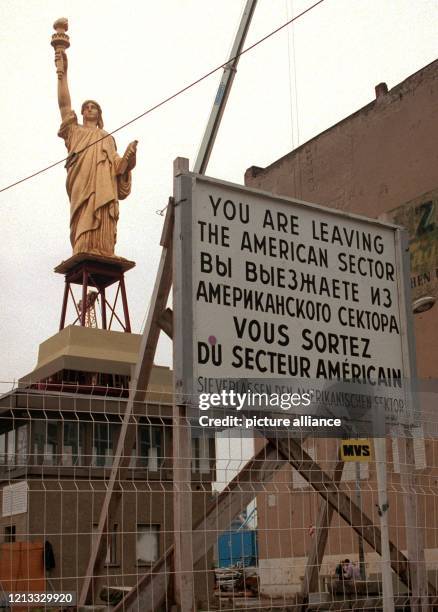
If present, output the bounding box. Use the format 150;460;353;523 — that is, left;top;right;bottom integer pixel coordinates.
245;60;438;596
0;326;215;607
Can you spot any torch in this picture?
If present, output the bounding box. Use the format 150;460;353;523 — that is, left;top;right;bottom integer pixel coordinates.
51;18;70;78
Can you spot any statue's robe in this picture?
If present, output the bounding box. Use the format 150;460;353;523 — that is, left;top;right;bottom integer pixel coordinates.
58;111;131;256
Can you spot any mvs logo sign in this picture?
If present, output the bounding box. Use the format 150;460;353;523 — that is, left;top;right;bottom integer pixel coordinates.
340;439;373;462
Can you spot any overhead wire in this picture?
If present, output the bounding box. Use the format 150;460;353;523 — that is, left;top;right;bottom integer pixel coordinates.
0;0;326;195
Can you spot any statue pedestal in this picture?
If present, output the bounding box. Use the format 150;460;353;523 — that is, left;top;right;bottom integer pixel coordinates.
54;253;136;332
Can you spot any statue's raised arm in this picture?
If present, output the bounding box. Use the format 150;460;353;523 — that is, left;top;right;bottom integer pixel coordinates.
51;18;71;121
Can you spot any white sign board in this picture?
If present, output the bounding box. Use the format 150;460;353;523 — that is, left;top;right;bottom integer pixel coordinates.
173;174;414;424
2;481;28;517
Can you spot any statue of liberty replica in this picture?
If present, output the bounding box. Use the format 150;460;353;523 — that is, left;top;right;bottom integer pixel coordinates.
52;18;138;257
51;18;138;332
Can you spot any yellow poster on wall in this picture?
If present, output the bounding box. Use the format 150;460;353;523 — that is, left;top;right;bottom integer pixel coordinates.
340;439;373;462
383;189;438;302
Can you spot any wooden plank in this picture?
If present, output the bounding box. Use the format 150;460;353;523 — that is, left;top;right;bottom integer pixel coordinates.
301;457;344;594
78;198;175;606
193;0;258;174
399;430;429;612
113;443;283;612
160;197;175;247
172;404;194;611
374;437;395;612
172;157;195;611
158;307;173;339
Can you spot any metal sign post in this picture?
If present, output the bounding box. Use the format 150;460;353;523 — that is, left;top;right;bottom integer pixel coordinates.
193;0;258;175
374;437;395;612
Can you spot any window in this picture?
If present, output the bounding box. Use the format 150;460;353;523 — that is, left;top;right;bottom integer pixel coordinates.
191;439;198;474
7;430;15;466
136;525;159;565
63;422;85;466
2;427;29;468
107;524;118;565
391;429;426;472
268;494;276;507
137;426;162;471
391;434;401;474
46;423;58;465
92;423;118;467
5;525;16;543
413;427;426;471
16;426;28;465
92;524;112;564
92;523;118;565
0;434;5;465
2;482;28;517
191;436;210;474
33;421;59;466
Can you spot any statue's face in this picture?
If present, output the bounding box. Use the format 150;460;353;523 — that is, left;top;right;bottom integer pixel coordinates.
82;102;100;124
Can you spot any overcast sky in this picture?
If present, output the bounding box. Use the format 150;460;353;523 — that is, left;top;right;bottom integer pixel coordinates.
0;0;437;392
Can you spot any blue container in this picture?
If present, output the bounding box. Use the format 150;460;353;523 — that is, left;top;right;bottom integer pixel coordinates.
218;529;258;567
